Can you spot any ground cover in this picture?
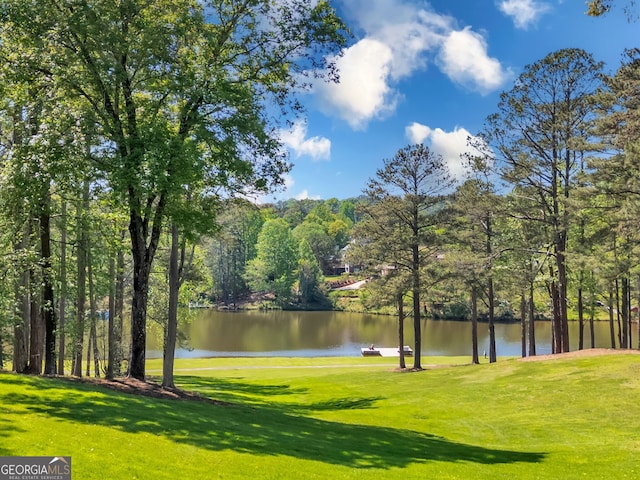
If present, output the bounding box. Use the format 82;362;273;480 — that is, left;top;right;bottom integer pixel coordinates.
1;351;639;479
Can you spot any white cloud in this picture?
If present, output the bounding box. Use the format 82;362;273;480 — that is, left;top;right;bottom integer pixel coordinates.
316;38;398;130
315;0;511;128
405;122;478;179
498;0;551;29
438;27;513;95
280;121;331;160
295;189;321;201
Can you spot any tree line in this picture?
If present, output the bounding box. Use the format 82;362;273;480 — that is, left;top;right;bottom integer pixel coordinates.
1;2;639;380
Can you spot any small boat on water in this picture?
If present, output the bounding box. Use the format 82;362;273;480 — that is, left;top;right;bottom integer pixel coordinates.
361;345;413;357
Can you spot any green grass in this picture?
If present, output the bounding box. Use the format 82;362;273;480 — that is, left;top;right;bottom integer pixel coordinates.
1;354;639;479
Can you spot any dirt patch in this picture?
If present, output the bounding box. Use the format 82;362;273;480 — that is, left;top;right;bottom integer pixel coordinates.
58;375;233;406
519;348;640;362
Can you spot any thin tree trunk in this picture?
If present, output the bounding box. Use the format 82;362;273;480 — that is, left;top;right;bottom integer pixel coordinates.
609;289;616;349
637;275;640;350
41;190;57;375
589;305;596;349
528;281;536;356
58;201;67;375
488;277;496;363
28;266;43;375
520;290;527;358
487;213;496;363
621;277;629;349
88;252;100;377
615;279;622;348
13;222;30;373
72;181;90;377
471;288;479;364
163;224;180;388
107;256;116;379
115;237;125;375
85;327;92;377
397;293;406;369
411;242;422;370
578;286;584;350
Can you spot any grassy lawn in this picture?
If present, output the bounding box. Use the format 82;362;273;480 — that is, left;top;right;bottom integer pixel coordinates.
1;353;639;479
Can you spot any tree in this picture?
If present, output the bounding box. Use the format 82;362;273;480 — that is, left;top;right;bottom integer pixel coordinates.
483;48;605;354
586;0;639;19
591;48;640;349
1;0;347;379
245;219;299;303
292;221;335;274
359;144;454;369
297;239;323;304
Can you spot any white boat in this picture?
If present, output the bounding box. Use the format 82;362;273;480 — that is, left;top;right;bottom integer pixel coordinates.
360;345;413;357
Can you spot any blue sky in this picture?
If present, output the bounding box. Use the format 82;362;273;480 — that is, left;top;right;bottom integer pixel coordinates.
265;0;638;202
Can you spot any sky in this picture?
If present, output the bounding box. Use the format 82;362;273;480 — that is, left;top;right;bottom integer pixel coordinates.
264;0;638;202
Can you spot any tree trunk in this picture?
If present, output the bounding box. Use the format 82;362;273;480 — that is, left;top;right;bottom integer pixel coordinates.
58;201;67;375
72;181;89;377
520;290;527;358
471;288;479;364
488;277;496;363
589;305;596;349
115;238;125;375
27;266;43;375
163;224;180;388
615;280;622;348
107;255;116;379
13;222;30;373
578;286;584;350
85;327;92;377
397;293;406;369
41;191;57;375
88;253;100;377
637;275;640;350
528;281;536;356
608;289;616;349
411;241;422;370
621;277;629;349
128;201;164;380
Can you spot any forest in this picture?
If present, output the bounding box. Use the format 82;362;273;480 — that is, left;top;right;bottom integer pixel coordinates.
1;1;639;384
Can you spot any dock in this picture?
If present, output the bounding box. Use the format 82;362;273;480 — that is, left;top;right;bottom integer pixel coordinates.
361;346;413;357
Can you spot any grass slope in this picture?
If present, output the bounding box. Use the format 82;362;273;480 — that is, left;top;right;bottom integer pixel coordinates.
1;354;639;479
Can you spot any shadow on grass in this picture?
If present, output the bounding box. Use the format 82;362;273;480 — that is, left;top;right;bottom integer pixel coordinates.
0;375;546;469
174;376;380;412
174;375;309;404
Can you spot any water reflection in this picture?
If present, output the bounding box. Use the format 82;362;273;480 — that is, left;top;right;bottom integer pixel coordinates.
147;309;621;358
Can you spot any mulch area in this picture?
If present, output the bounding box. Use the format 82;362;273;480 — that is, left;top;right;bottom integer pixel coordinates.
519;347;640;362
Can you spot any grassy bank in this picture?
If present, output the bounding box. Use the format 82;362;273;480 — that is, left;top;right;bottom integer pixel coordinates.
1;353;639;479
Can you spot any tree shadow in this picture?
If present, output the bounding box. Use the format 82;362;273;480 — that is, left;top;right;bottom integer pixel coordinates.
0;377;546;470
174;375;309;404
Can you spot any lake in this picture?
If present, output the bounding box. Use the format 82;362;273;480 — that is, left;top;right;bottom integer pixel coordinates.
147;309;624;358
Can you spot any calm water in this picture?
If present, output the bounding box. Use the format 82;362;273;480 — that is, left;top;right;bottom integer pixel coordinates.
147;309;622;358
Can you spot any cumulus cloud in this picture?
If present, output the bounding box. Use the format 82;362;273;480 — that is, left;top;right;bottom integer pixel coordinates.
405;122;478;179
315;0;511;128
498;0;551;29
438;28;513;95
295;190;321;200
316;39;398;130
279;121;331;160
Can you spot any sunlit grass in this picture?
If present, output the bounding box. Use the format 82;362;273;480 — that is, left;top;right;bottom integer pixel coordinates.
1;354;639;479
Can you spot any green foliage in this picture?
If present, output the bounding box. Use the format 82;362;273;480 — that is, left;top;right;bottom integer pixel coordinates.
245;218;299;303
297;239;323;304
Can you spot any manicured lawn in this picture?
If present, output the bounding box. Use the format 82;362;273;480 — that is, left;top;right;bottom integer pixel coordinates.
1;353;639;479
